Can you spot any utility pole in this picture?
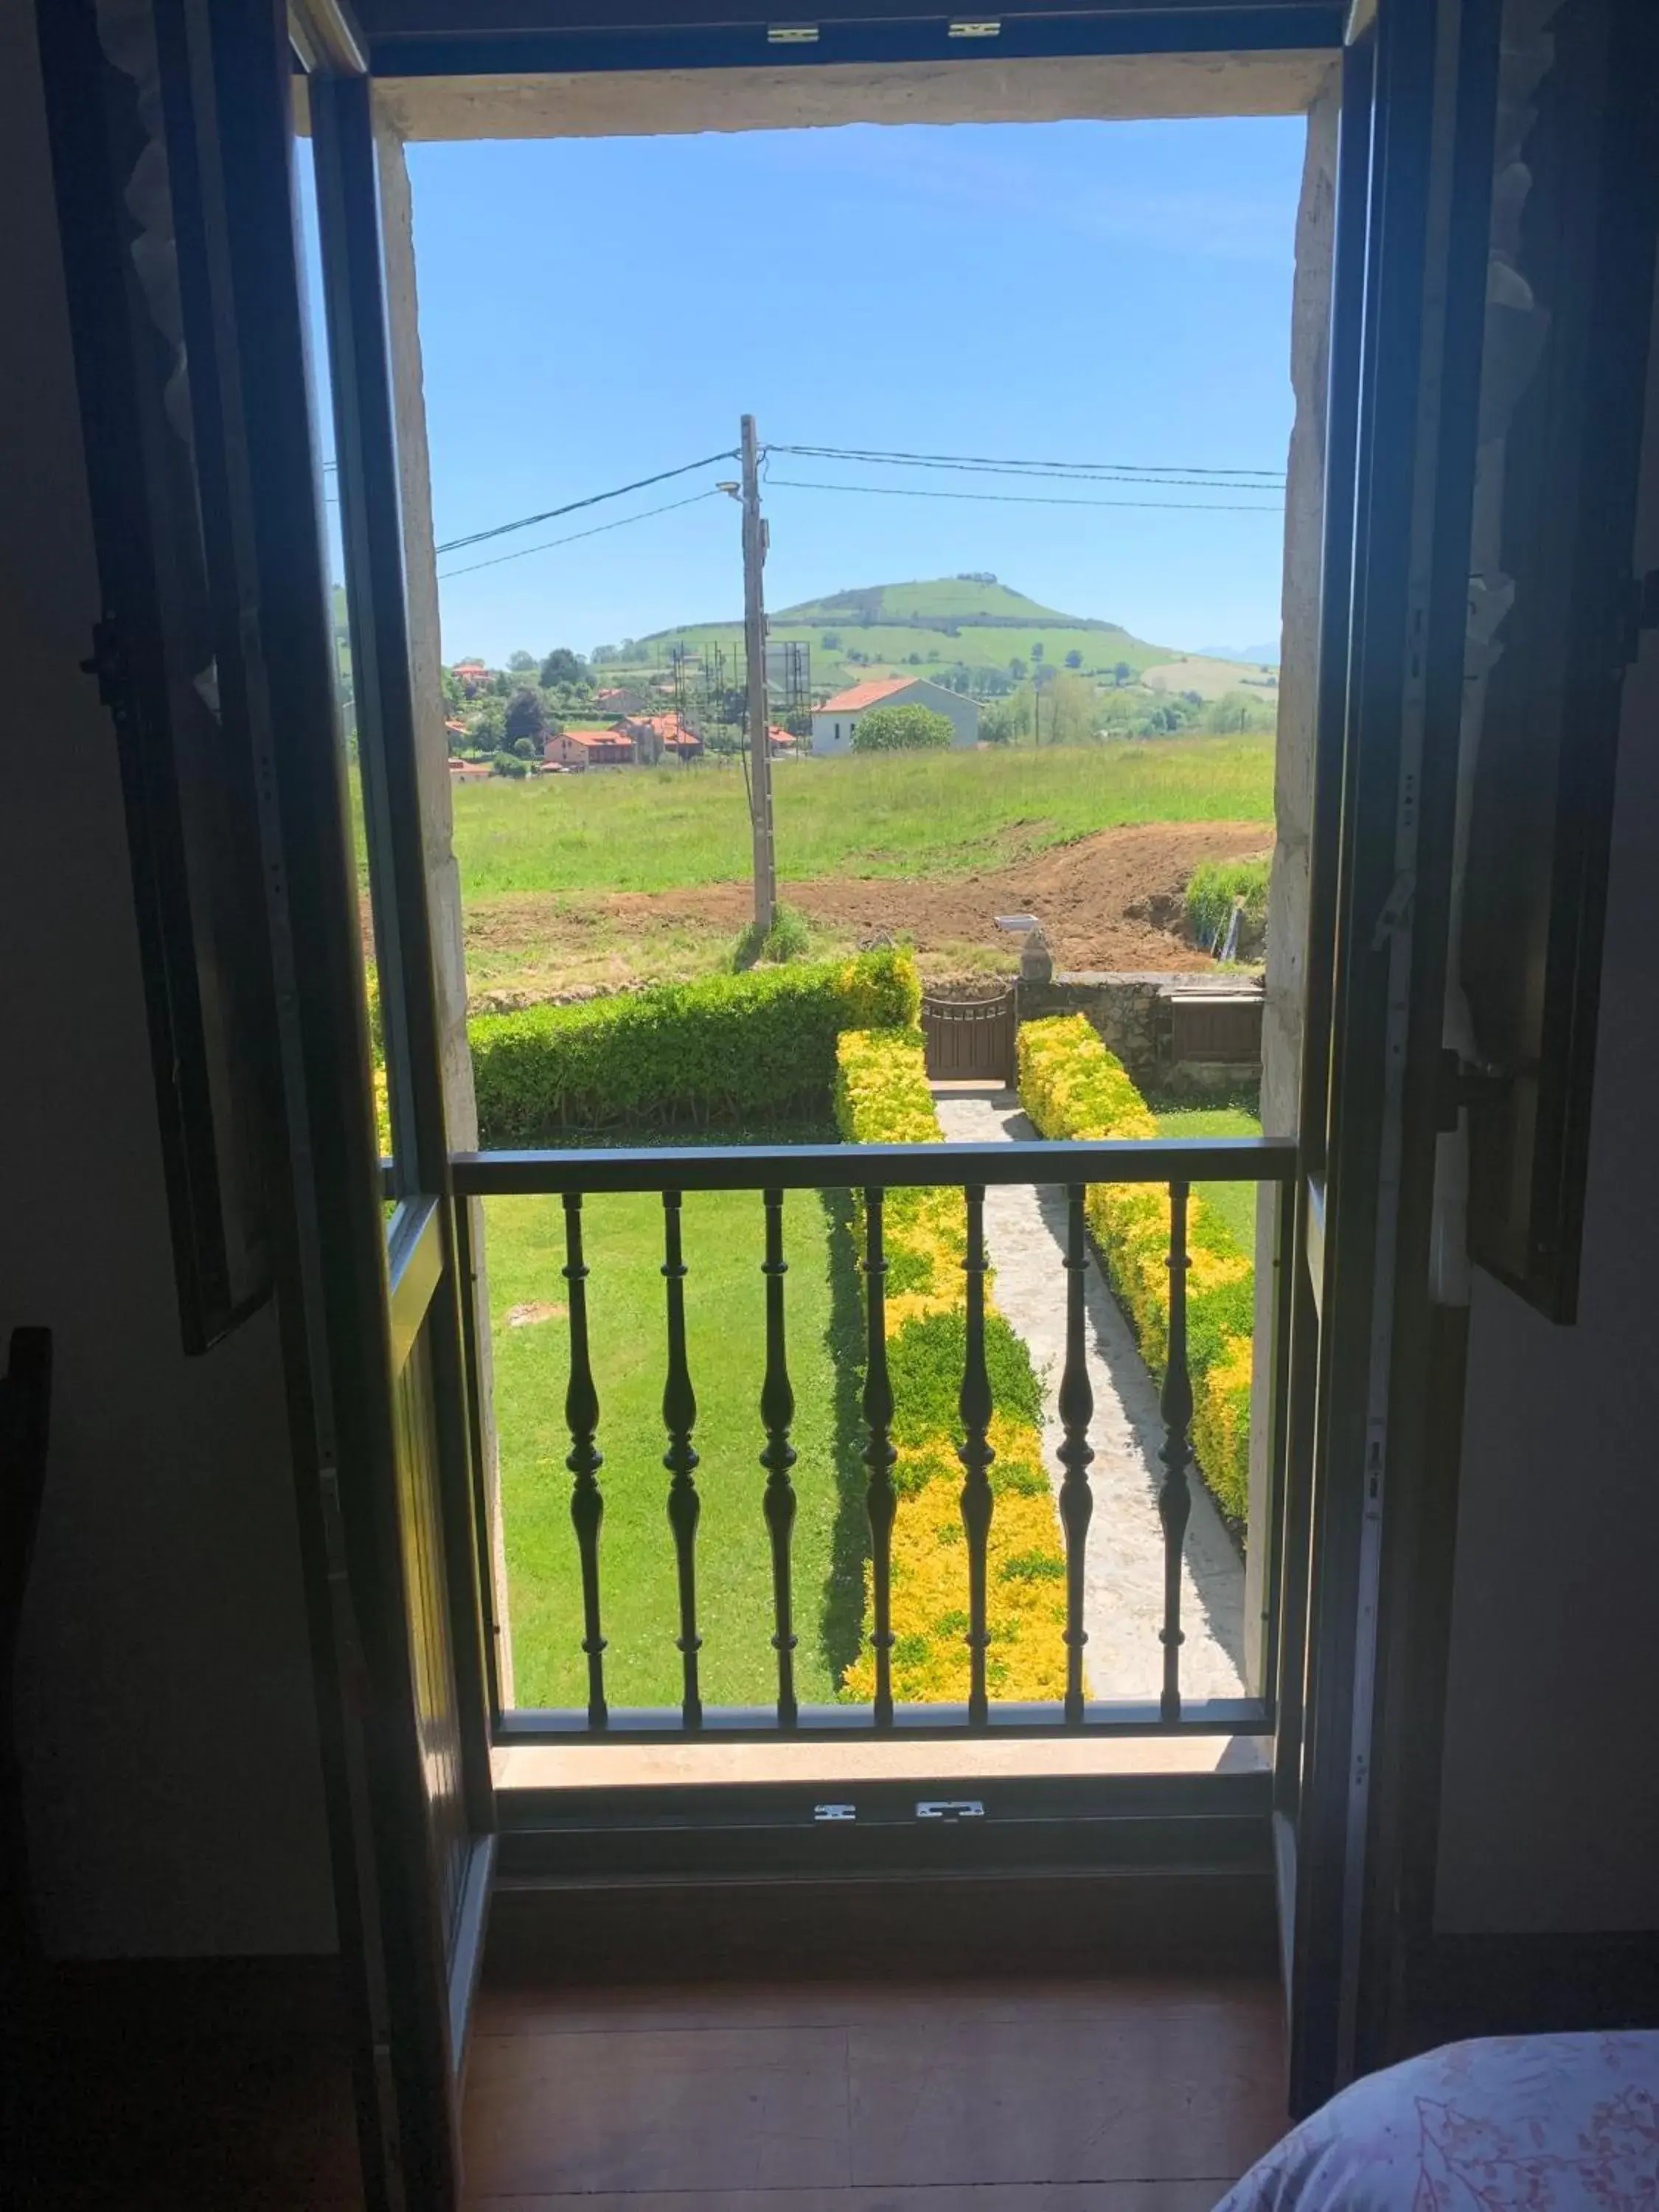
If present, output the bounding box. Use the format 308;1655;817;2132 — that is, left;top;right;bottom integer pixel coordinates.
739;414;776;933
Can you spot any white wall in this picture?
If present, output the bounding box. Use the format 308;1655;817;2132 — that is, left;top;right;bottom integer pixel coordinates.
1433;276;1659;1936
0;5;335;1955
811;678;980;755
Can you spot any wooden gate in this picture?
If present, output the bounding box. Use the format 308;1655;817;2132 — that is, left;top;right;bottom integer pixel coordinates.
922;987;1018;1083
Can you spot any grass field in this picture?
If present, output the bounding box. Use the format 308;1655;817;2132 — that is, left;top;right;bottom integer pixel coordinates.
487;1181;867;1708
1152;1100;1266;1251
451;732;1276;900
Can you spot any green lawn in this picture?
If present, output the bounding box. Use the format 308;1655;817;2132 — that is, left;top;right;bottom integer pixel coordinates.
486;1183;866;1708
1152;1099;1265;1252
451;732;1276;899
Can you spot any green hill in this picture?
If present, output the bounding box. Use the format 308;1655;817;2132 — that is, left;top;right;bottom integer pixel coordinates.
616;574;1183;700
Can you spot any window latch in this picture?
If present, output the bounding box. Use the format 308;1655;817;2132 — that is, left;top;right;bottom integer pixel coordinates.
916;1798;984;1821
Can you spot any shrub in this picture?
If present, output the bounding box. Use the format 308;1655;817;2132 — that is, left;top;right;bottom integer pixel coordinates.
851;703;953;753
1017;1015;1254;1524
470;951;919;1142
1186;856;1270;954
490;750;529;778
731;902;812;972
835;1026;1068;1700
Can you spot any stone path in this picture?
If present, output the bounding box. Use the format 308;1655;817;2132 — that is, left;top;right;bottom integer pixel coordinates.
932;1086;1248;1704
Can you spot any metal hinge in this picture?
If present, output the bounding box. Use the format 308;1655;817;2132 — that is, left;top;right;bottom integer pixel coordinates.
80;615;130;712
813;1803;856;1822
917;1798;984;1821
1435;1048;1512;1132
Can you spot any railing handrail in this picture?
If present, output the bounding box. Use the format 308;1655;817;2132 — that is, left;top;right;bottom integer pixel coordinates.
451;1135;1298;1197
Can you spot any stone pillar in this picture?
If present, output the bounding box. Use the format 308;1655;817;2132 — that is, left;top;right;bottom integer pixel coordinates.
1243;69;1340;1694
375;112;513;1702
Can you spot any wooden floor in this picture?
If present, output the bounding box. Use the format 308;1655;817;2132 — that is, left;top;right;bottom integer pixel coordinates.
462;1970;1287;2209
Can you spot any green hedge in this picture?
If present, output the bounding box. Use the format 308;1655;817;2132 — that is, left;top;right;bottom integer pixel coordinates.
470;950;920;1142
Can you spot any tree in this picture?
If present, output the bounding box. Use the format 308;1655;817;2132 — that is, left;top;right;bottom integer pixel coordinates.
1064;649;1083;669
1008;655;1027;681
822;631;842;650
981;701;1018;746
852;703;953;753
1113;661;1133;688
470;697;507;751
1029;641;1045;662
540;647;587;689
512;736;538;759
1045;672;1097;748
507;649;537;672
504;686;548;745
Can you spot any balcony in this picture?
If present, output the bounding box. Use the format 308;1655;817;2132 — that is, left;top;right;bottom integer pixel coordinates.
453;1129;1295;1781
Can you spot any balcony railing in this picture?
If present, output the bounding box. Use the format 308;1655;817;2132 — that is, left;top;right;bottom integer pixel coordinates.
452;1138;1297;1744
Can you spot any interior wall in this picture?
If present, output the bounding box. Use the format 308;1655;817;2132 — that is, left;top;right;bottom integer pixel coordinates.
1433;266;1659;1936
0;3;335;1956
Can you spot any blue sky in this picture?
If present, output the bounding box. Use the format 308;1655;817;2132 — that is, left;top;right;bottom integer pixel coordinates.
330;116;1304;664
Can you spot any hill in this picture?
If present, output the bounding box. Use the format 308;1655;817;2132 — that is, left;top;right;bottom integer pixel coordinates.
1193;639;1280;667
619;574;1180;698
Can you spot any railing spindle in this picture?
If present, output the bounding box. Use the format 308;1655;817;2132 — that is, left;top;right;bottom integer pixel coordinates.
1158;1178;1194;1722
958;1184;995;1726
860;1188;897;1726
759;1188;798;1726
661;1189;701;1728
1057;1184;1095;1725
562;1191;607;1728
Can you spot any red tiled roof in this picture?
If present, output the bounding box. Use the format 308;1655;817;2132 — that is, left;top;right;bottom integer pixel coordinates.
815;676;914;714
560;728;631;748
451;660;489;674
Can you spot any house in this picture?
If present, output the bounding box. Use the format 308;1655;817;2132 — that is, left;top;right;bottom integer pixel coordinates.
614;711;704;762
450;658;493;696
545;726;634;770
810;673;979;755
10;0;1659;2202
446;755;492;781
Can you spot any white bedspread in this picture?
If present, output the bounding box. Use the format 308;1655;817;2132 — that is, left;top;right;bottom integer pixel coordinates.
1217;2032;1659;2210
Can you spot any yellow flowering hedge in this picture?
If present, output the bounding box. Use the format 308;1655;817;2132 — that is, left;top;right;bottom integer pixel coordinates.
1018;1015;1255;1525
835;1027;1069;1702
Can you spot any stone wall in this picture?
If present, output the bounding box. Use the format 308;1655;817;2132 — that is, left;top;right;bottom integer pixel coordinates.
1018;972;1262;1097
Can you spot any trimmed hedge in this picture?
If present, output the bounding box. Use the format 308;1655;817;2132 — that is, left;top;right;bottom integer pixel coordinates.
470;950;919;1142
1018;1014;1254;1524
835;1026;1069;1703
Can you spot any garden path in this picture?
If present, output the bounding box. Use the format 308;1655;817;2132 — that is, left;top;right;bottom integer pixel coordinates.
932;1085;1248;1705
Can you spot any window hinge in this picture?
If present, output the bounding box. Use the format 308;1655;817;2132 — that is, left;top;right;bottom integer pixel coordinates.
1436;1047;1512;1131
917;1798;984;1821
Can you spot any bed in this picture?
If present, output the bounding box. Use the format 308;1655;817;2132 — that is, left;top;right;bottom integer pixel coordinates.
1216;2031;1659;2209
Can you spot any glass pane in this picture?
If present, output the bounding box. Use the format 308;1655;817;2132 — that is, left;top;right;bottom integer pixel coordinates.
293;122;403;1218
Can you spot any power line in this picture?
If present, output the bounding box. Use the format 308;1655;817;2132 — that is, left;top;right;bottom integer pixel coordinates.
771;440;1285;485
435;448;740;557
763;476;1282;515
437;486;727;580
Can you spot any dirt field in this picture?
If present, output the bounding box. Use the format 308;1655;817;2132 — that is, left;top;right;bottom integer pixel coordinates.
458;821;1270;1001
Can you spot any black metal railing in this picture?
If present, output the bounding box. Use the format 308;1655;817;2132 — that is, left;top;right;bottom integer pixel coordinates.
452;1138;1297;1742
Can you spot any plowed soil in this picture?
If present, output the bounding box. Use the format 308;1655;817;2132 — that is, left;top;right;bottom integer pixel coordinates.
463;820;1270;978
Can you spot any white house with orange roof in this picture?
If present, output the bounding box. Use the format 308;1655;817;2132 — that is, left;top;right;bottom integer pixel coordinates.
809;674;978;756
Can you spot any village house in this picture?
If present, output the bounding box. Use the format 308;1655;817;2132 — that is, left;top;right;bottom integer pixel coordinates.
545;726;634;771
809;672;980;754
449;657;493;696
